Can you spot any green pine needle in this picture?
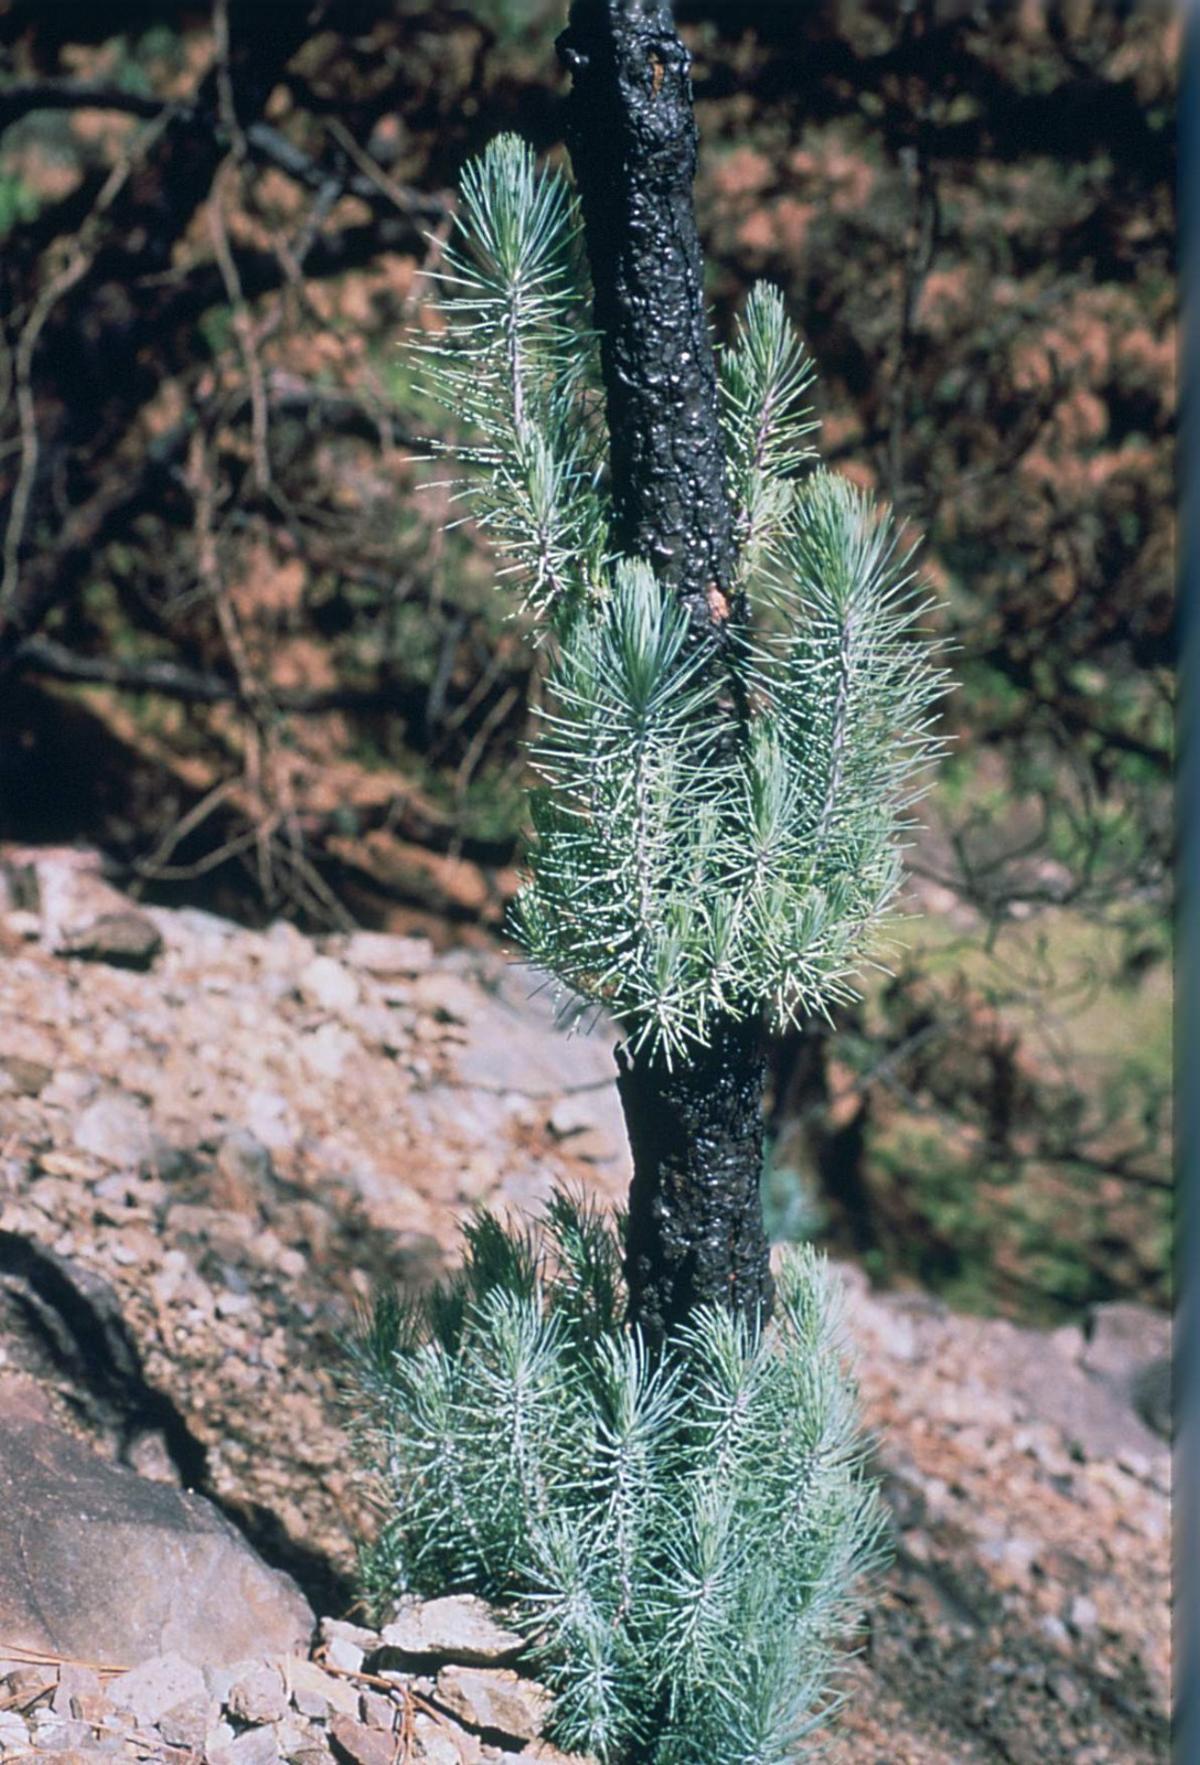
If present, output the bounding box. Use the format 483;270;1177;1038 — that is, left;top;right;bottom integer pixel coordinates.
348;1191;885;1765
412;134;947;1059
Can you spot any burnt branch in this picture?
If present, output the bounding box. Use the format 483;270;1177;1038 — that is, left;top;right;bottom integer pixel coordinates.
10;637;433;717
0;80;169;129
0;1;326;671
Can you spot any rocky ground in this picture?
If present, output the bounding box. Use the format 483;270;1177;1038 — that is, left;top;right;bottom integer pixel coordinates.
0;846;1171;1764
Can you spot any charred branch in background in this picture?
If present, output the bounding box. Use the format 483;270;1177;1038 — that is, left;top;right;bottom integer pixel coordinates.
12;634;441;718
0;1;327;671
0;81;168;128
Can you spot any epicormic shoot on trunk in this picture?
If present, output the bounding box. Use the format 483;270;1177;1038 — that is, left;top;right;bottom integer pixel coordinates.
416;133;946;1075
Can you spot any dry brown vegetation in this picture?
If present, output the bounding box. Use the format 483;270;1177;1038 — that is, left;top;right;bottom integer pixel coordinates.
0;0;1174;1320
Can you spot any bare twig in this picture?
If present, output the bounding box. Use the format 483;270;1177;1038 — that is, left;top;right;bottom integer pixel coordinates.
12;634;423;713
207;158;272;492
0;1640;130;1678
0;81;168;128
212;0;247;161
0;104;177;615
454;682;520;806
325;117;428;219
134;778;242;879
243;120;449;222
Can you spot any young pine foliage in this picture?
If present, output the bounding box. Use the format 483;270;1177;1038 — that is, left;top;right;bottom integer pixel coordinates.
349;1192;884;1765
416;135;946;1063
350;133;945;1764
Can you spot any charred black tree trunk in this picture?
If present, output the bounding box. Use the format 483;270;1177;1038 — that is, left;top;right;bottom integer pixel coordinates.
616;1016;772;1348
558;0;773;1346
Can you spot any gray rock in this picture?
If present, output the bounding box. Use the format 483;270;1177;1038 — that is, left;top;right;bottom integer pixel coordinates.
228;1662;288;1725
216;1129;276;1191
0;1711;28;1749
286;1657;361;1721
0;1052;52;1096
325;1635;366;1674
58;909;163;971
1003;1324;1168;1465
73;1091;160;1168
245;1089;301;1152
158;1693;213;1751
359;1689;397;1731
329;1714;399;1765
318;1619;376;1677
29;1714;95;1749
0;1381;314;1667
299;956;361;1016
205;1664;238;1706
1133;1356;1172;1440
26;847;129;948
275;1719;320;1762
547;1096;600;1139
208;1717;238;1758
434;1667;550;1743
379;1596;524;1667
320;1618;379;1650
1083;1301;1172;1438
0;1664;56;1706
1082;1301;1170;1386
341;932;434;976
290;1745;339;1765
412;1715;467;1764
51;1663;106;1720
230;1725;282;1765
447;966;618;1102
109;1654;207;1726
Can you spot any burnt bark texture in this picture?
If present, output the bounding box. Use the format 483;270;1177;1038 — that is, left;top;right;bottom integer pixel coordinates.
557;0;740;641
559;0;773;1346
617;1017;773;1349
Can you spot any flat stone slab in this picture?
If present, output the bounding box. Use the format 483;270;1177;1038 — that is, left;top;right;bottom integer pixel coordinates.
58;908;164;971
379;1595;524;1665
0;1379;314;1668
434;1665;550;1743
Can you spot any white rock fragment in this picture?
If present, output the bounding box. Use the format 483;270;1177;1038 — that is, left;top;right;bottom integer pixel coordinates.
300;1021;359;1080
285;1655;361;1720
109;1653;207;1727
380;1596;524;1666
434;1667;550;1743
245;1089;301;1152
227;1661;288;1725
73;1092;159;1167
342;932;434;976
0;1710;28;1748
299;955;361;1016
318;1617;377;1678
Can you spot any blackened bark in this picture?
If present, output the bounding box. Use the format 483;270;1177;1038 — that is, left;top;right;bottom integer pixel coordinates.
559;0;773;1345
617;1017;773;1350
557;0;739;641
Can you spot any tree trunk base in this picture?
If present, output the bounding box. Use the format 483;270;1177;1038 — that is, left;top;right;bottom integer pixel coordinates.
616;1014;774;1349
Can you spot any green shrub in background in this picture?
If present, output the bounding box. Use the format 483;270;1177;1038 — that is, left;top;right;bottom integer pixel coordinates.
349;1191;883;1765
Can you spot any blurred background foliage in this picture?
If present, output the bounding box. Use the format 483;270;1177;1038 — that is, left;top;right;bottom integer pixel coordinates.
0;0;1173;1323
